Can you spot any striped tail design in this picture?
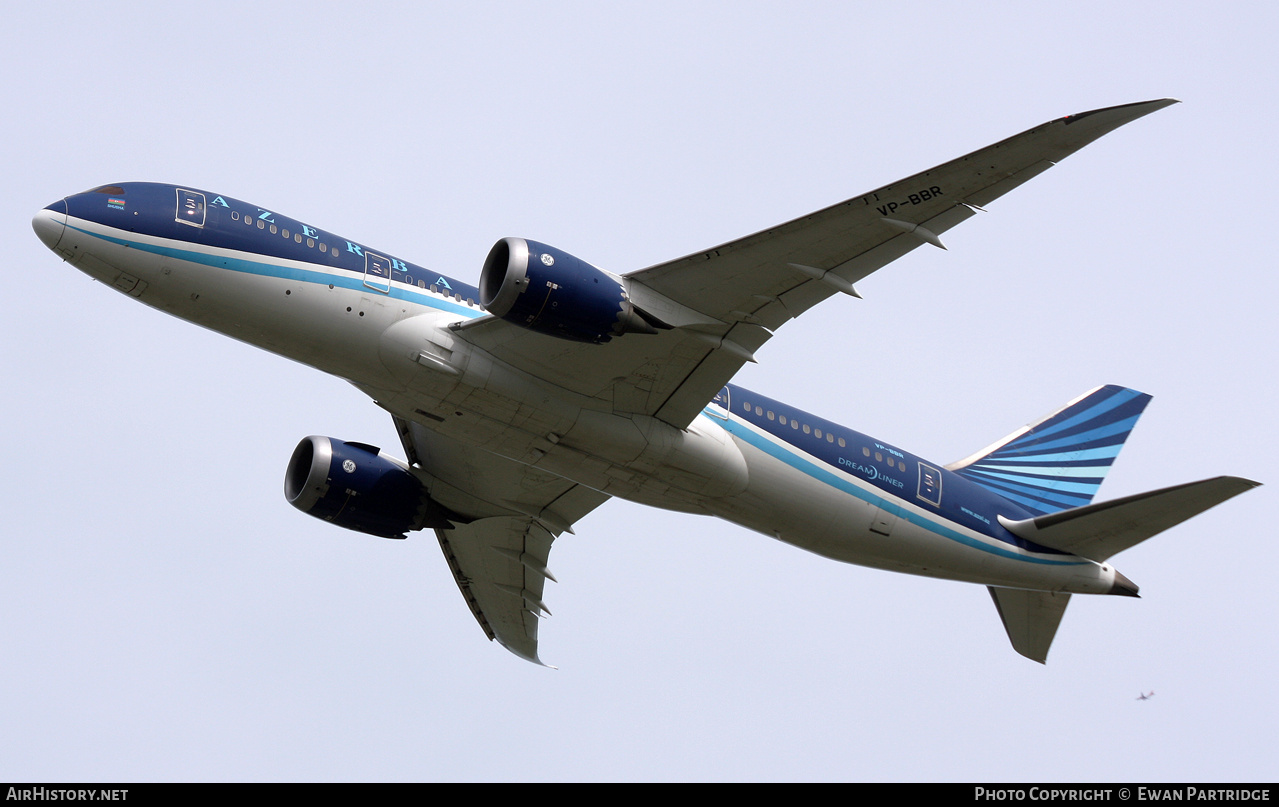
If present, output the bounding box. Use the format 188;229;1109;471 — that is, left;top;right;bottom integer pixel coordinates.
947;385;1152;516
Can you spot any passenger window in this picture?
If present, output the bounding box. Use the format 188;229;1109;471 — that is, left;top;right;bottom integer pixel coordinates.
767;411;775;421
257;220;265;229
282;228;290;238
270;224;278;234
838;438;846;447
295;233;302;243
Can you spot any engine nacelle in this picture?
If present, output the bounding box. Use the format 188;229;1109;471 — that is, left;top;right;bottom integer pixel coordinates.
284;436;453;539
479;237;664;343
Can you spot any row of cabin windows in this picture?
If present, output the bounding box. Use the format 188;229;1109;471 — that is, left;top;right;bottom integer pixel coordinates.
431;285;475;306
231;210;330;253
227;210;476;306
740;400;908;472
742;402;846;446
863;446;908;472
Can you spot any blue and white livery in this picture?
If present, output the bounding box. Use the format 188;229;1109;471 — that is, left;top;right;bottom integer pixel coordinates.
32;99;1258;665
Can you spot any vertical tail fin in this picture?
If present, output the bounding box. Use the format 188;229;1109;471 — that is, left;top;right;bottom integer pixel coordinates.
988;587;1071;664
947;385;1152;516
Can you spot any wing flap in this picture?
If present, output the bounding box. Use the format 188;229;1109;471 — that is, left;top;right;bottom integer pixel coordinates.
826;202;980;289
652;321;772;426
436;516;558;665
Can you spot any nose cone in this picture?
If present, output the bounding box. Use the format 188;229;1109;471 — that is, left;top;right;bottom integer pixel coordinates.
33;199;67;252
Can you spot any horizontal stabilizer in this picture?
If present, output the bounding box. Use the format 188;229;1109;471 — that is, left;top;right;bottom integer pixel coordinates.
998;476;1260;562
988;587;1071;664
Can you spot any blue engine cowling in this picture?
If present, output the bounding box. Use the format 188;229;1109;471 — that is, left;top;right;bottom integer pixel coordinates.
284;436;453;539
479;237;665;343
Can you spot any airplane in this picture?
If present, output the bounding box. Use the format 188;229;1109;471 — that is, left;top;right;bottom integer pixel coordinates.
1138;691;1156;700
31;98;1259;666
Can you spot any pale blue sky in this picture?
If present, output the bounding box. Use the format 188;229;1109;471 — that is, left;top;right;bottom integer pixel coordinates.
3;1;1276;781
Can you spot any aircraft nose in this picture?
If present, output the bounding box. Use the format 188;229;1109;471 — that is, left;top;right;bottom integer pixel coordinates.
33;199;67;252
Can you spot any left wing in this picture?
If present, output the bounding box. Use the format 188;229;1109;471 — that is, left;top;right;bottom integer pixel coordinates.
454;100;1177;428
433;517;562;666
395;417;609;665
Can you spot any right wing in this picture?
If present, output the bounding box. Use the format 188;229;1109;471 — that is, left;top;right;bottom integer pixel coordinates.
394;417;609;665
455;100;1179;429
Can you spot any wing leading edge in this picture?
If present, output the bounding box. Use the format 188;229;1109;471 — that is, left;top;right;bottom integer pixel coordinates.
455;100;1179;429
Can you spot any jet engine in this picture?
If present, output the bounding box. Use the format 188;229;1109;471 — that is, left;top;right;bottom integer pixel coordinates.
479;237;666;343
284;436;454;539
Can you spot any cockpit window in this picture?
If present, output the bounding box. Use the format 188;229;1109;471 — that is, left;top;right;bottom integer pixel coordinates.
175;188;206;228
90;185;125;195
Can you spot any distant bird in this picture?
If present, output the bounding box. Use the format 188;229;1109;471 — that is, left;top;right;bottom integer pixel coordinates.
1137;691;1155;700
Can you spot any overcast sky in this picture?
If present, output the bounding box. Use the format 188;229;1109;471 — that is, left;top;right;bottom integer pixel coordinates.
4;1;1277;782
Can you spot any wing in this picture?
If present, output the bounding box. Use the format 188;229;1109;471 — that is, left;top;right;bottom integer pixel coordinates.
454;100;1177;428
395;416;609;665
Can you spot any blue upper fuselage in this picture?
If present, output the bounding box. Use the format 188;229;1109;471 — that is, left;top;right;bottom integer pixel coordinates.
44;181;1068;560
48;182;482;317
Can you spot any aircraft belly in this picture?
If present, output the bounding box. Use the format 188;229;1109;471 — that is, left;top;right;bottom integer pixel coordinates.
366;379;749;515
